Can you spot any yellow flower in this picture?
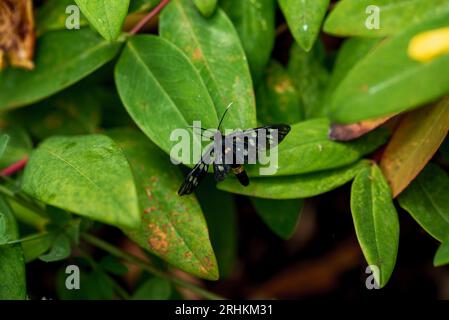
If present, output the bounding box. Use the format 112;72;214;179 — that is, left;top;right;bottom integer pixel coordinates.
408;26;449;62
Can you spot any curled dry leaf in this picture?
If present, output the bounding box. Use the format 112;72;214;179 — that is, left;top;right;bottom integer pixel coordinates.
0;0;35;70
329;115;395;141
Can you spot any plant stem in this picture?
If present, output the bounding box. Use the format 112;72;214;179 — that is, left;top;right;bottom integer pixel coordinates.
1;156;28;176
129;0;171;35
82;233;224;300
0;184;48;217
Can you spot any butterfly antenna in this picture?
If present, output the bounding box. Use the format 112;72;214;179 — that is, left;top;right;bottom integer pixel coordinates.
217;102;234;131
187;125;215;139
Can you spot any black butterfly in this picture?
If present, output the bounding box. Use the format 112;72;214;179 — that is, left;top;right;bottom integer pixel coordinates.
178;105;291;196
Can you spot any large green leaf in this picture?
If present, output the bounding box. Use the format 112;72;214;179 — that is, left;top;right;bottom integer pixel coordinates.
160;0;257;130
197;180;237;278
221;0;276;83
36;0;88;35
0;29;121;111
193;0;218;17
324;0;449;38
279;0;330;52
22;135;140;229
75;0;130;41
0;125;32;169
115;35;218;165
219;160;369;199
246;118;389;177
328;14;449;124
251;198;303;239
350;164;399;288
0;196;26;300
288;43;330;119
398;164;449;242
109;129;219;280
256;60;303;125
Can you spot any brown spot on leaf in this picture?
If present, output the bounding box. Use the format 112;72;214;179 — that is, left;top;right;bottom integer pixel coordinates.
147;223;169;254
192;48;203;61
274;79;292;94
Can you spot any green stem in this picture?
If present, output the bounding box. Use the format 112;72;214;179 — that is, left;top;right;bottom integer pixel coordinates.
82;233;224;300
0;184;47;217
1;232;50;246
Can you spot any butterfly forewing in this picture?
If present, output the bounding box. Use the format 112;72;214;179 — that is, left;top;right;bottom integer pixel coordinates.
178;146;214;196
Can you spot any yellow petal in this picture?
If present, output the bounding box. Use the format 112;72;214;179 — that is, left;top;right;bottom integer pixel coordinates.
408;26;449;62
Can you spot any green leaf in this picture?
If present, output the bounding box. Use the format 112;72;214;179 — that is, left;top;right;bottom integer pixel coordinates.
39;234;71;262
350;164;399;288
0;135;10;160
115;35;218;164
325;38;380;101
329;13;449;124
132;277;172;300
219;160;369;199
279;0;330;52
324;0;449;38
434;239;449;267
0;196;26;299
36;0;88;36
221;0;276;83
0;29;121;111
256;60;303;124
108;129;219;280
75;0;130;41
197;180;237;278
100;255;128;276
22;233;54;263
160;0;257;129
13;84;102;140
22;135;140;229
246;118;389;177
251;198;303;239
398;164;449;242
0;125;32;169
288;43;330;119
193;0;218;17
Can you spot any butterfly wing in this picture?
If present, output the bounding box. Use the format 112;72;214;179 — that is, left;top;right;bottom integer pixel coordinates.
178;146;214;196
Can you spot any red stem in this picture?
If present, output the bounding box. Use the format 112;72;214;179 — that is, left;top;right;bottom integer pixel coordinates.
129;0;171;35
1;157;28;176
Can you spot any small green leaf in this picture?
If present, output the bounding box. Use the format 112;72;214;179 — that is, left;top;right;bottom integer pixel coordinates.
75;0;130;41
36;0;88;36
100;256;128;276
160;0;257;130
288;43;330;119
132;277;172;300
434;239;449;267
329;13;449;124
0;196;26;299
39;234;71;262
0;125;32;169
22;135;140;229
193;0;218;17
350;164;399;288
22;233;54;263
0;135;10;160
0;29;121;111
115;35;218;164
197;180;237;278
324;0;449;38
221;0;276;83
251;198;303;239
219;160;369;199
279;0;330;52
256;60;303;124
109;129;219;280
246;118;389;177
398;164;449;242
